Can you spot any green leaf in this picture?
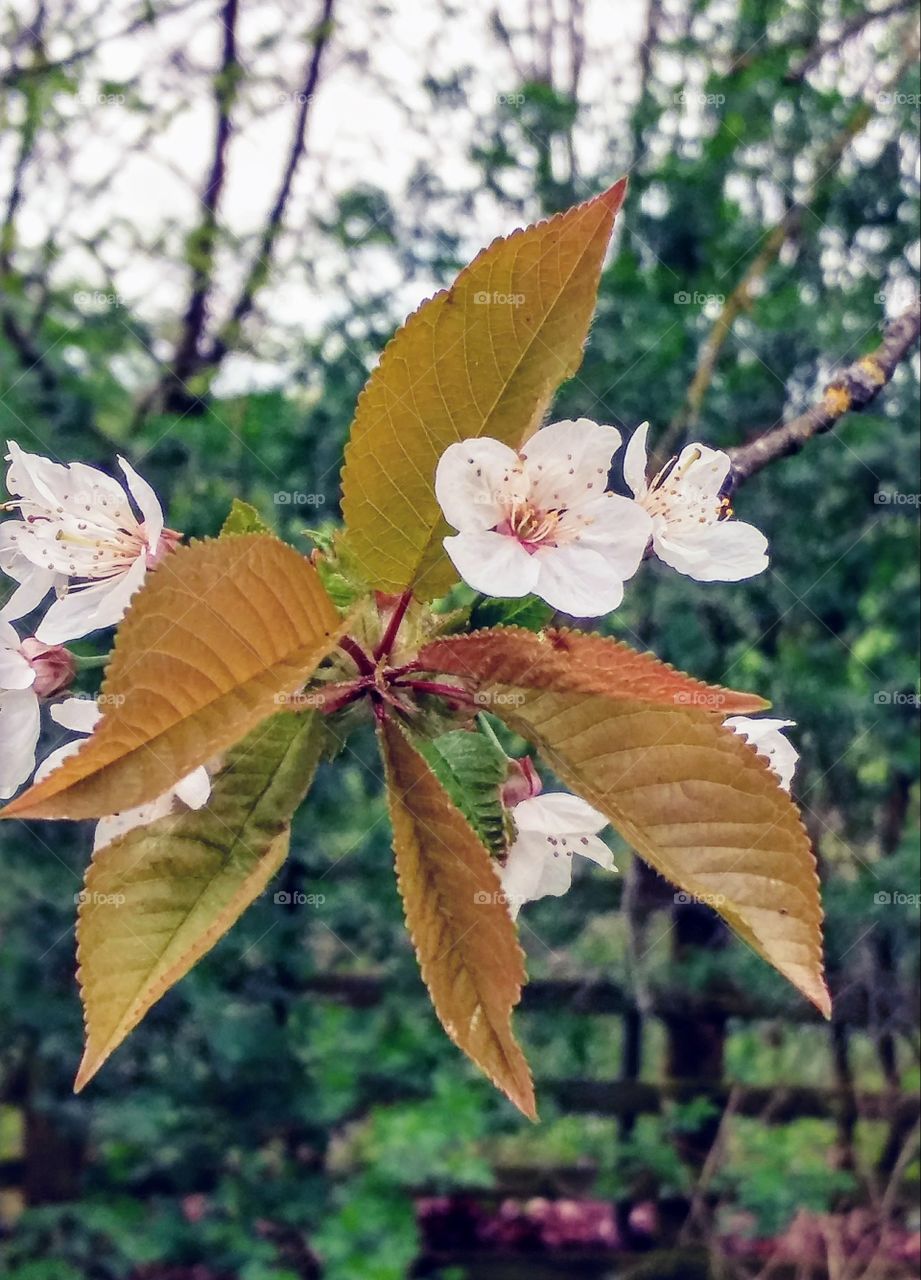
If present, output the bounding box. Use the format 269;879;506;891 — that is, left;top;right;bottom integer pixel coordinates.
340;179;629;599
74;711;327;1091
469;596;554;633
414;729;512;857
220;497;273;536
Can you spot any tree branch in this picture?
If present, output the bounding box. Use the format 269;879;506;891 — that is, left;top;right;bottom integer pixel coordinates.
663;29;919;463
203;0;336;369
164;0;241;407
728;297;921;486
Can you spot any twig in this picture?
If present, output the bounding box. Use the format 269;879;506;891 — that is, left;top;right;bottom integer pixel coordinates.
203;0;336;368
728;297;921;486
166;0;242;403
663;30;919;461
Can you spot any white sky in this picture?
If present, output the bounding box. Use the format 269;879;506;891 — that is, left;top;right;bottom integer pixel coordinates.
1;0;917;392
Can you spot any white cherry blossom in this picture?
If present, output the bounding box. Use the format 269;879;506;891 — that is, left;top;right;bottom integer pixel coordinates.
499;790;616;918
624;422;768;581
435;419;653;616
0;620;41;799
36;698;212;850
0;442;179;643
725;715;798;791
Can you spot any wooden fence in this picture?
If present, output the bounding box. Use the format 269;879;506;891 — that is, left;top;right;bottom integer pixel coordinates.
2;965;919;1278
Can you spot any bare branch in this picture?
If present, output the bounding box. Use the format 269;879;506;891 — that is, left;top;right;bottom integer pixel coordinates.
728;297;921;486
166;0;242;403
204;0;336;369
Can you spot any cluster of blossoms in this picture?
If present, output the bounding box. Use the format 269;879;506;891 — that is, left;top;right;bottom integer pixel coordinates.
435;418;792;911
1;422;796;914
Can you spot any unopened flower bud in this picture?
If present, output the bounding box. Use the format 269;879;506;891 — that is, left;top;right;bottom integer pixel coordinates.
501;755;542;807
19;639;77;698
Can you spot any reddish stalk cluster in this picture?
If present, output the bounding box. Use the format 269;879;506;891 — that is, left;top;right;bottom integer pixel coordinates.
307;592;476;723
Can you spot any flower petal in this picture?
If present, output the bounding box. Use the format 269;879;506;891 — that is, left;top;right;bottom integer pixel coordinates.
514;793;608;836
672;442;732;499
35;554;148;643
529;841;577;900
559;492;653;581
520;419;621;510
0;643;35;692
725;716;799;791
0;619;37;692
50;696;103;734
435;438;523;532
94;793;175;851
498;831;549;918
5;441;72;508
174;766;212;811
0;688;41;798
0;560;59;622
623;421;651;497
119;456;164;547
34;737;85;784
532;544;627;616
443;530;539;598
572;833;618;870
653;519;768;582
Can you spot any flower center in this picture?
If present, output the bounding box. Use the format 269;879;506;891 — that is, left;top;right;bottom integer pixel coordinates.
644;451;732;526
498;503;565;551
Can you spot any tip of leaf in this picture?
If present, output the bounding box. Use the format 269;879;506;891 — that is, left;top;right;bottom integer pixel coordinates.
813;981;833;1021
73;1050;98;1094
602;175;629;210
